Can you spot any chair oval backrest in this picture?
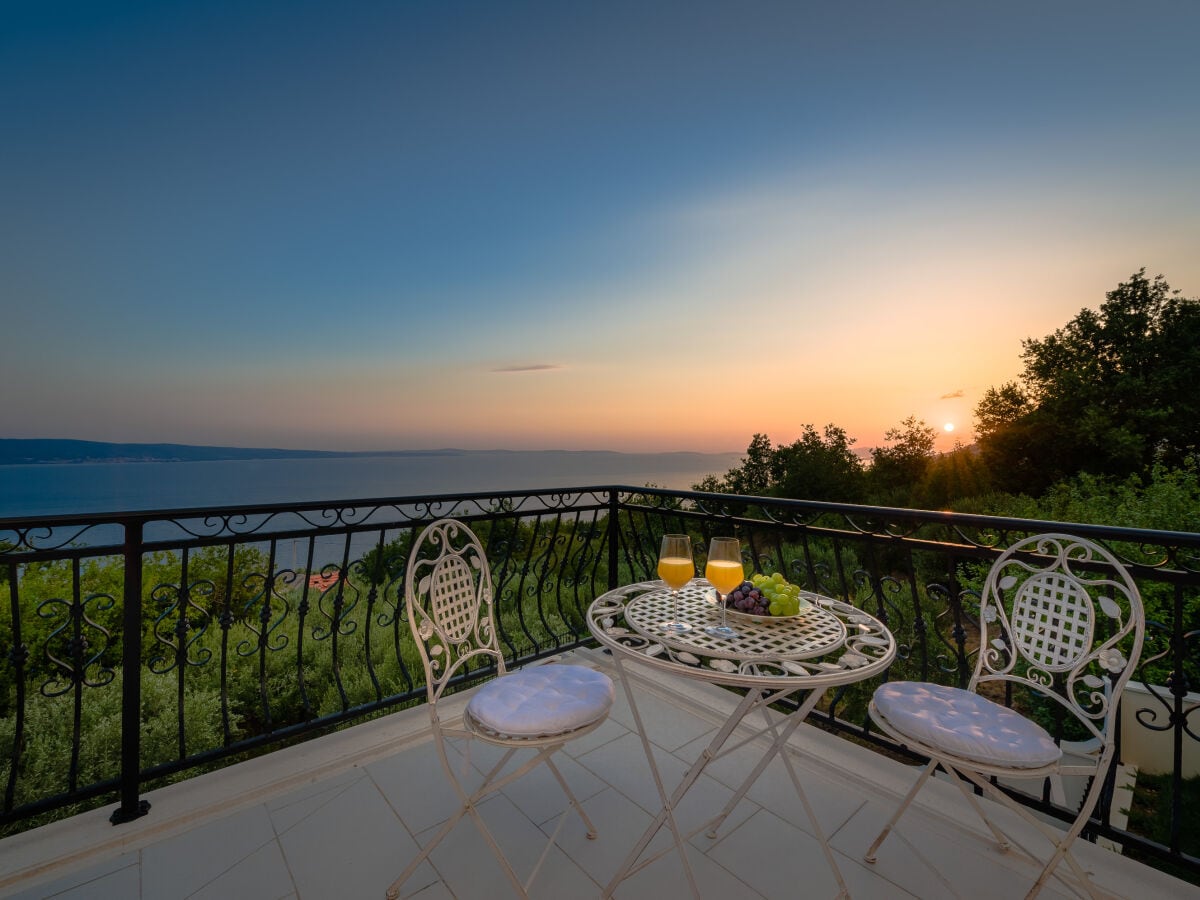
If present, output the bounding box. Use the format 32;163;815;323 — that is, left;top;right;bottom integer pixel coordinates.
1009;570;1095;672
406;519;503;703
975;533;1144;747
428;553;482;644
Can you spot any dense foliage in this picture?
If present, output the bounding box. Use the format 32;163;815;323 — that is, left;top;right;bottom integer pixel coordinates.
694;426;867;502
695;417;966;510
698;269;1199;529
977;269;1200;494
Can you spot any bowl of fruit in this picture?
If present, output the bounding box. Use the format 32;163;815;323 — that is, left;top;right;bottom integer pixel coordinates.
722;572;809;620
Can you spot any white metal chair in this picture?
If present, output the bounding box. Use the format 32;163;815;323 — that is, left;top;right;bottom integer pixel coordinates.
386;519;614;899
864;533;1144;899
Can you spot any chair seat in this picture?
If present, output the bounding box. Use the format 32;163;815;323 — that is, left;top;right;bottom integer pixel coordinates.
873;681;1061;769
466;664;614;739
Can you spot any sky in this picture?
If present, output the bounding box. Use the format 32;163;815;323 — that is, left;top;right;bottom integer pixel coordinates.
3;0;1199;455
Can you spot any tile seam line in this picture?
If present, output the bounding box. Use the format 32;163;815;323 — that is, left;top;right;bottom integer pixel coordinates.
179;823;285;900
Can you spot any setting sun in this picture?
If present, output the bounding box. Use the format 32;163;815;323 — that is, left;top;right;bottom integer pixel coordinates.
944;423;955;432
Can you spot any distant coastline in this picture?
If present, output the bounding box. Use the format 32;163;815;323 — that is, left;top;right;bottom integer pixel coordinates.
0;439;473;466
0;443;744;518
0;439;730;467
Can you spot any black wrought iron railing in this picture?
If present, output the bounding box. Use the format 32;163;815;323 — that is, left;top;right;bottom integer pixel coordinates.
1;486;1197;878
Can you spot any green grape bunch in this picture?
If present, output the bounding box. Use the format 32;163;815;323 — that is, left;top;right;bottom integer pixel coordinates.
724;572;807;617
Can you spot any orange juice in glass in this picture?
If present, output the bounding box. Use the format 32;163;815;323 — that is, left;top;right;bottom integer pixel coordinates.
657;534;694;632
704;559;745;595
704;537;743;639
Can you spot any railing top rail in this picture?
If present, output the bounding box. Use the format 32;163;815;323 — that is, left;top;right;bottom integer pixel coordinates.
2;482;1198;548
622;485;1200;547
0;484;619;529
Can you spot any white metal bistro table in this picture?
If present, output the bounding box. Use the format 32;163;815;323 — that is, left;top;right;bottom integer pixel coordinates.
587;579;896;899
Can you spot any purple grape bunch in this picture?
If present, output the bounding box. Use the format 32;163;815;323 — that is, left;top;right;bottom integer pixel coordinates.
725;580;769;616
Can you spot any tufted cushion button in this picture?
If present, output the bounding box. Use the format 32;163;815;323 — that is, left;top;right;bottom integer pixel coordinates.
873;681;1061;769
466;664;614;738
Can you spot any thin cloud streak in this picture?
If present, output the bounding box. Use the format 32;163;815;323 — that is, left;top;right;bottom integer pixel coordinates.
940;390;964;399
492;364;564;373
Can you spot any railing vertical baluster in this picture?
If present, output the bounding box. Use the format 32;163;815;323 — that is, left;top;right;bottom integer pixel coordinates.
175;548;189;760
363;528;385;702
296;536;316;719
1169;581;1186;855
68;558;83;792
607;489;619;590
111;518;149;824
219;541;235;745
4;563;26;815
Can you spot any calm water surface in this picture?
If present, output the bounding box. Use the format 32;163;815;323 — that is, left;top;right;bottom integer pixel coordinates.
0;450;740;519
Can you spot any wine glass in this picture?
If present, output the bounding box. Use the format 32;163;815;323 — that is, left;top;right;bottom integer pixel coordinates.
704;536;744;639
657;534;694;633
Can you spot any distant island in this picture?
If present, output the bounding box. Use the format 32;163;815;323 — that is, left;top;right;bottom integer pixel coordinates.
0;439;469;466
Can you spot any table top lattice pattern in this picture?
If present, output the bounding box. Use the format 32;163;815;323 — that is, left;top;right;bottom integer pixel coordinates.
588;580;896;690
624;586;846;661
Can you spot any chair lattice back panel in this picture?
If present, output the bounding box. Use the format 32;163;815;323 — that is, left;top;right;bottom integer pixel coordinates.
1010;572;1094;671
976;533;1143;736
406;519;503;701
429;554;481;643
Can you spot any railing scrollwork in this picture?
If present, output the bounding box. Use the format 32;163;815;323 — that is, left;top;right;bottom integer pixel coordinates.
0;485;1197;879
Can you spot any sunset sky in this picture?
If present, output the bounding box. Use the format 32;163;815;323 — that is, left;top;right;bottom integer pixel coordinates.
4;1;1199;455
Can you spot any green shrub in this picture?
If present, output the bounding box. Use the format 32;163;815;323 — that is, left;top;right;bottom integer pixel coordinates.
0;670;234;812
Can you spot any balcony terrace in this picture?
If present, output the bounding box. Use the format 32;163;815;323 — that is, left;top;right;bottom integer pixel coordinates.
3;647;1191;899
1;487;1198;897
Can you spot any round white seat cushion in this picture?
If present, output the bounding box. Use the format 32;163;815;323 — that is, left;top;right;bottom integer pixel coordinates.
873;681;1061;769
466;664;614;738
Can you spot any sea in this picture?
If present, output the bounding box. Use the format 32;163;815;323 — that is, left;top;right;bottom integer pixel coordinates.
0;450;741;520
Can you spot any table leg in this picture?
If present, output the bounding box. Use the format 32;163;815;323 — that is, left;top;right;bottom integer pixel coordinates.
704;687;823;837
766;698;852;899
703;688;851;898
603;654;764;898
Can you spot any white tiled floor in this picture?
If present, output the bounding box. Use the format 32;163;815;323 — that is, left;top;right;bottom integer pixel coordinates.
0;649;1195;900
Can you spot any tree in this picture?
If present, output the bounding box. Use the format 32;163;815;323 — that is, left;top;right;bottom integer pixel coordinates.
867;416;937;504
693;426;866;502
973;382;1051;495
975;269;1200;494
769;424;866;502
974;382;1033;440
721;433;775;496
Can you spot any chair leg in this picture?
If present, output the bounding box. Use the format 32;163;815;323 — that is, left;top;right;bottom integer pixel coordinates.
544;755;600;839
1024;786;1106;899
464;801;530;897
385;806;468;899
954;768;1102;900
396;784;532;898
864;759;937;863
389;742;600;899
943;765;1011;853
456;751;596;897
389;739;531;899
